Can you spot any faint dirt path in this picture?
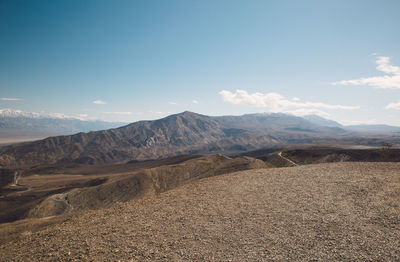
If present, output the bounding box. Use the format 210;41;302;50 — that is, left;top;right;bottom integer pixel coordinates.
278;151;298;166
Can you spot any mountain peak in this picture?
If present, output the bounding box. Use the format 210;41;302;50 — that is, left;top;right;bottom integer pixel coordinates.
179;111;203;117
164;111;209;120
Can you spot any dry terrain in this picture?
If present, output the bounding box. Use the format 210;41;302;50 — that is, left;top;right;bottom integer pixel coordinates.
0;154;201;223
0;162;399;261
0;155;266;224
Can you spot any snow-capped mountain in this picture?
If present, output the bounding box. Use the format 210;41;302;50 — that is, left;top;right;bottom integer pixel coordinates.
0;109;125;144
0;109;42;118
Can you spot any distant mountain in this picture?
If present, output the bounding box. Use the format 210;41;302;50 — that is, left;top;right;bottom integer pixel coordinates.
0;109;125;143
301;114;400;134
0;111;350;167
302;115;343;128
345;124;400;133
218;113;346;135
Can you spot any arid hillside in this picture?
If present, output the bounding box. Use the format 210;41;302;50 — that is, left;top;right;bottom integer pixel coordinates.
281;147;400;164
0;154;267;224
236;147;400;167
1;162;398;261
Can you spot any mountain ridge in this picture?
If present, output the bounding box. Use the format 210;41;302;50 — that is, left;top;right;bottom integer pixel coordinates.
2;111;399;168
0;111;350;167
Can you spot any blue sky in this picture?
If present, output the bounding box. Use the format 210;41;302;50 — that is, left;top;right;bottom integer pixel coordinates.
1;0;400;125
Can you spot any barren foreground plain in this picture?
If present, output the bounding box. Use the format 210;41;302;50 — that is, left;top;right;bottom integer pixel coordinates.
0;162;399;261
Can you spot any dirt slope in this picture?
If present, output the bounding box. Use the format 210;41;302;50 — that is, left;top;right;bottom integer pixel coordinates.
26;155;268;219
0;162;399;261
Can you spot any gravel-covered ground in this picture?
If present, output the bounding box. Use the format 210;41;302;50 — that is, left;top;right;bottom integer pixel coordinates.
1;162;399;261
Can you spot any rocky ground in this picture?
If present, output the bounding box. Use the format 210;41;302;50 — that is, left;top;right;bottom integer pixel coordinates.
0;162;399;261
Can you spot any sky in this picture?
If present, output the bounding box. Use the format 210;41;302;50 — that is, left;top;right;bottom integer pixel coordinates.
1;0;400;125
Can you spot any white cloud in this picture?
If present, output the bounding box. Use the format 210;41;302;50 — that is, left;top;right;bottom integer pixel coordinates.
0;98;21;101
333;56;400;89
168;101;177;105
376;56;400;74
93;100;107;105
104;111;132;115
385;102;400;110
292;97;300;101
192;99;199;104
219;90;359;111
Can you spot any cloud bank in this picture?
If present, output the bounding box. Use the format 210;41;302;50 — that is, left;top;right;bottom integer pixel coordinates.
219;90;359;114
333;56;400;89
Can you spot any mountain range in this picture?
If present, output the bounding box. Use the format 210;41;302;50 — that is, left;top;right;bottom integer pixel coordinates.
0;111;399;168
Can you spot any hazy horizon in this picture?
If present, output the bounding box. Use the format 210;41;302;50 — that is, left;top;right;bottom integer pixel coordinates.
1;0;400;125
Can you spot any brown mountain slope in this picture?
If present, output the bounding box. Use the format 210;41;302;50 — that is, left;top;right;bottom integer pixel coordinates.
0;112;221;166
